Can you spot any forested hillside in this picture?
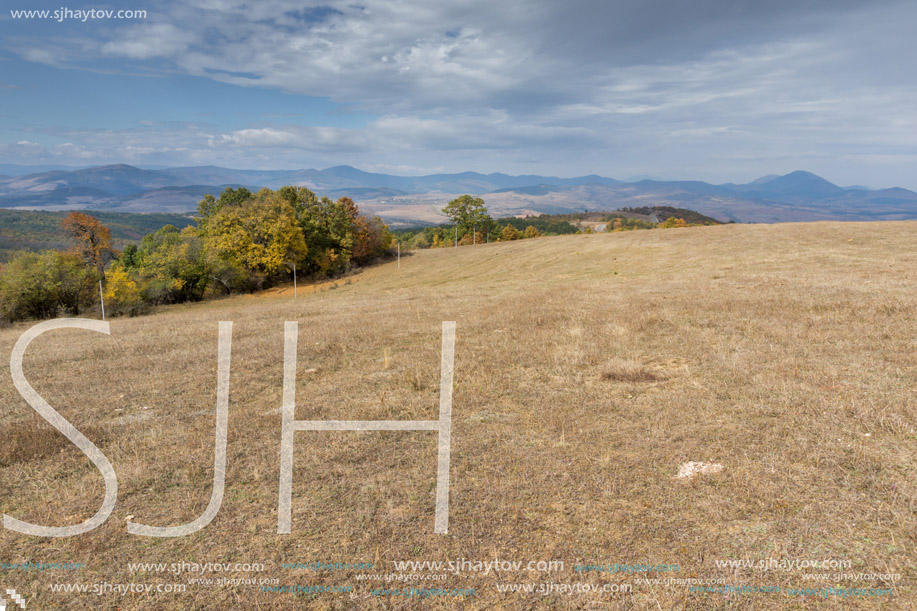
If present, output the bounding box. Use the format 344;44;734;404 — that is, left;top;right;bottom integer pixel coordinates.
0;187;393;322
0;210;195;262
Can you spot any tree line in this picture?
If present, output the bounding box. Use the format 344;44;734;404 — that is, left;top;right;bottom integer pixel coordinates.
393;199;718;247
0;186;393;322
395;196;578;248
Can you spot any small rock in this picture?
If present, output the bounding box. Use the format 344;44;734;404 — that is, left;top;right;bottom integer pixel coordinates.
676;461;723;480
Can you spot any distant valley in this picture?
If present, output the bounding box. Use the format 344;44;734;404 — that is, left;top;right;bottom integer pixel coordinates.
1;164;915;225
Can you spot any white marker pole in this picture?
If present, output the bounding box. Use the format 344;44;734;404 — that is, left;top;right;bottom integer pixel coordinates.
293;264;297;299
99;279;105;321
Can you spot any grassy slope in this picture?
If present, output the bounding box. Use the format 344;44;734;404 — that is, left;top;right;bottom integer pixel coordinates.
0;222;915;609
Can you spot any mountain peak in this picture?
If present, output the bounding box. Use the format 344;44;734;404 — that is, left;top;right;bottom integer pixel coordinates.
742;170;844;200
322;165;371;176
771;170;841;189
782;170;832;181
88;163;143;172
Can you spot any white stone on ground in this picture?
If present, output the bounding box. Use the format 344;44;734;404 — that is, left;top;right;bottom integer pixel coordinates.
676;461;723;480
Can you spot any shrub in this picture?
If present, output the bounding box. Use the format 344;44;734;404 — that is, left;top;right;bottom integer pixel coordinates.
0;250;97;322
410;232;430;249
500;224;521;241
102;263;146;317
459;230;484;245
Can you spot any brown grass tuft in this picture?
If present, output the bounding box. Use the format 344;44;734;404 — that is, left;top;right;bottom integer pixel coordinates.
0;419;111;467
600;358;661;382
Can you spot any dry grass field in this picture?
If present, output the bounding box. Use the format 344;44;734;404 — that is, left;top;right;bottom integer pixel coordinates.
0;221;915;609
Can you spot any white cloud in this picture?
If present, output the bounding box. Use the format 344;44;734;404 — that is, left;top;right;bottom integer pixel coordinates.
2;0;916;186
15;140;42;152
212;128;302;148
101;23;188;59
52;142;95;159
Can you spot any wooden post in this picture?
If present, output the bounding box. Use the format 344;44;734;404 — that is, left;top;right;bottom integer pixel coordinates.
293;264;297;299
397;242;401;269
99;279;105;321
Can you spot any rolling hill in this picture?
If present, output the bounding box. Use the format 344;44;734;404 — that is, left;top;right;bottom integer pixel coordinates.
0;164;915;224
0;222;913;609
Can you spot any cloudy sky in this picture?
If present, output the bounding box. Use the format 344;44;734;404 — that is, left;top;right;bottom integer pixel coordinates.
1;0;915;187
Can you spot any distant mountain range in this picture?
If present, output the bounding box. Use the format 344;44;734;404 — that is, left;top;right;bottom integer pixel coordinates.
0;164;915;224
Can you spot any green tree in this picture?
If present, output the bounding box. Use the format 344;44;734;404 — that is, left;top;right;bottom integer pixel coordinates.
478;214;497;242
443;195;490;241
120;244;139;268
410;232;430;249
196;187;253;229
136;225;209;303
286;191;356;276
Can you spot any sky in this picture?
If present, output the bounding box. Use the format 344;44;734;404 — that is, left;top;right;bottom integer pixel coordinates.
0;0;915;188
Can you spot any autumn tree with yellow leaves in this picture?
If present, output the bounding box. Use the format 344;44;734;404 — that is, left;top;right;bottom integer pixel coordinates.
61;211;117;279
